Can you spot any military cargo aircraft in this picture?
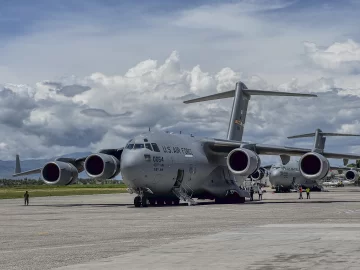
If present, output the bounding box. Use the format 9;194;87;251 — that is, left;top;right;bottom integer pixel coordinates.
267;129;360;192
13;82;360;207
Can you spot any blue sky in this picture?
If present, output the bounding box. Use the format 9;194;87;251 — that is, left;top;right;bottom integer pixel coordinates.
1;0;360;163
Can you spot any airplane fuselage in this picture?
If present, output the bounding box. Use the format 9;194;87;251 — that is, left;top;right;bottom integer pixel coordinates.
120;131;247;203
269;160;322;191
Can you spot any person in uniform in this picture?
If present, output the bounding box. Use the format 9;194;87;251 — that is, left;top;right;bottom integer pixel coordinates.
258;186;263;201
250;186;254;201
298;186;303;199
24;191;29;206
306;187;310;199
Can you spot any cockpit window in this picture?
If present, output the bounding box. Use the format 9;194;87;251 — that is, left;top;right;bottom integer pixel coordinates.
134;144;145;149
151;143;160;152
126;144;134;149
145;143;152;151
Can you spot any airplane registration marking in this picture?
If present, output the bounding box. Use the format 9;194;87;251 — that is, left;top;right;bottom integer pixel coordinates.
153;156;164;172
162;145;193;155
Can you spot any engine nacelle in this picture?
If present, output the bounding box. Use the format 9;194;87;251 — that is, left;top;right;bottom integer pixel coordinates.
41;161;78;185
84;153;120;179
299;152;330;180
345;170;358;181
251;167;266;181
227;148;261;176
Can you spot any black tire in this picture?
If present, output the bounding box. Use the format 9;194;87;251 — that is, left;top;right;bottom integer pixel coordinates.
141;197;148;207
165;199;173;205
149;198;156;206
134;196;141;207
173;199;180;205
157;199;164;206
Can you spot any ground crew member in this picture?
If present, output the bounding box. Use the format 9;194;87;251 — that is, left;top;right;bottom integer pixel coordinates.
298;186;303;199
306;187;310;199
24;191;29;206
258;186;263;201
250;186;254;201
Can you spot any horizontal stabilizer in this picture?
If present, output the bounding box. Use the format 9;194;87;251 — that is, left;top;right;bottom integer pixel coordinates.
288;132;360;139
183;89;317;104
243;89;317;97
183;90;235;104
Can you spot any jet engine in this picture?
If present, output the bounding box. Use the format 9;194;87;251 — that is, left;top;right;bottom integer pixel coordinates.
345;170;358;181
41;161;78;185
299;152;330;180
84;153;120;179
251;167;266;181
227;148;260;176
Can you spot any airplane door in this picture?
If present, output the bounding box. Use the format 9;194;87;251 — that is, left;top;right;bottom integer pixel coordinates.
174;169;184;188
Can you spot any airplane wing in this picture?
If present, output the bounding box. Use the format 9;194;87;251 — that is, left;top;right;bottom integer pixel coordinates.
329;165;360;171
13;168;42;177
262;164;273;170
12;148;123;177
204;139;360;160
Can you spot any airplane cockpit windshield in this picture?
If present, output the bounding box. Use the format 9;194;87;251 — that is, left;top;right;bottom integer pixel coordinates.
125;140;160;152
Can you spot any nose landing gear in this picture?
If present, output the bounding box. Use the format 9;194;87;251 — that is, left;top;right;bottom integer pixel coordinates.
134;195;148;207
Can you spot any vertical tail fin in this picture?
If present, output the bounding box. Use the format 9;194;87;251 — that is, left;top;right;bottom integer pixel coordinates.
184;81;317;141
287;129;360;153
15;154;21;174
288;129;360;166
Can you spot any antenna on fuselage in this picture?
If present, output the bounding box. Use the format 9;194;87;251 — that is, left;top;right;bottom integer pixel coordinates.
183;81;317;142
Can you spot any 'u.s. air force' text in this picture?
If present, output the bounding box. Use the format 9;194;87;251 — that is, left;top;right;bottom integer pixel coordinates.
162;146;193;155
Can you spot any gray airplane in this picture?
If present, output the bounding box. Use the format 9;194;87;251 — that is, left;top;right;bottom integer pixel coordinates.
266;129;360;192
13;82;360;207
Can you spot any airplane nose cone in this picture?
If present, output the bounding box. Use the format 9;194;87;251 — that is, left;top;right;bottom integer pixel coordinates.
120;151;145;187
269;169;281;185
270;170;280;178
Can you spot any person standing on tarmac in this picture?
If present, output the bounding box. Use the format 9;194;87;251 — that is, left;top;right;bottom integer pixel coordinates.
24;191;29;206
258;186;263;201
306;187;310;199
298;186;303;199
250;186;254;201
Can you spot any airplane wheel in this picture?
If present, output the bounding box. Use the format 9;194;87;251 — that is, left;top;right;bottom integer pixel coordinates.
157;200;164;206
149;198;156;206
141;197;148;207
215;198;224;204
134;196;141;207
173;199;180;205
165;199;172;205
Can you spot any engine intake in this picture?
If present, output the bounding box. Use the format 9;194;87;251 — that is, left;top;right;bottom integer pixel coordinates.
41;161;78;185
251;167;266;181
345;170;358;181
84;153;120;179
299;152;329;180
227;148;260;176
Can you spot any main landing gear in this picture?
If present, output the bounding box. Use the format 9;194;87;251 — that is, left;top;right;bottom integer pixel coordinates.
133;196;180;207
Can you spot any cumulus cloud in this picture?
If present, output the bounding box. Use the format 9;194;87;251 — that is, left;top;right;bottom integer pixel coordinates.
1;51;360;166
304;39;360;74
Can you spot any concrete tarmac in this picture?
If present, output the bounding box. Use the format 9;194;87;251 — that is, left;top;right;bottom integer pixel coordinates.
1;187;360;270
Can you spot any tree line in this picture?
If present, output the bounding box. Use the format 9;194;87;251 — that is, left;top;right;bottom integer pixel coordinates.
0;178;123;187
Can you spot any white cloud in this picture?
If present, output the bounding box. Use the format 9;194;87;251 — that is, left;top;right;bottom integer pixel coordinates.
304;39;360;74
0;51;360;167
1;1;360;166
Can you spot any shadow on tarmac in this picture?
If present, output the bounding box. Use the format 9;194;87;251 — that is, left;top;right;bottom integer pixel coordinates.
27;199;360;208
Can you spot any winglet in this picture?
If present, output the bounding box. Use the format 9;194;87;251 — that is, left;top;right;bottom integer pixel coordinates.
15;154;21;174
